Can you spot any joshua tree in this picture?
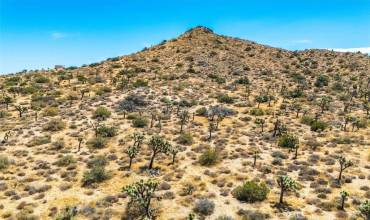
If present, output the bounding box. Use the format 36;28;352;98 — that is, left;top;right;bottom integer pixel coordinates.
126;144;140;169
208;122;216;141
133;132;145;148
77;136;83;152
277;175;298;204
148;136;171;169
179;110;189;133
292;103;302;118
2;96;13;110
80;88;90;100
169;145;180;165
359;200;370;219
293;143;299;160
123;179;159;219
215;114;224;130
90;120;101;137
2;130;12;144
339;190;349;210
343;115;352;131
15;105;27;118
318;96;332;113
337;156;353;183
255;118;265;133
251;148;260;168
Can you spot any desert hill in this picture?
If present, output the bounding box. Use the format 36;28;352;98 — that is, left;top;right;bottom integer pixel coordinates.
0;26;369;220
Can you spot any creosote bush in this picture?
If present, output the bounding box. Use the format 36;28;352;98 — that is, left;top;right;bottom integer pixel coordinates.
132;116;148;128
177;133;193;145
43;119;66;132
87;136;107;149
232;181;269;203
194;198;215;215
82;165;110;186
56;155;76;167
93;106;111;120
278;134;298;149
199;148;219;166
0;155;10;170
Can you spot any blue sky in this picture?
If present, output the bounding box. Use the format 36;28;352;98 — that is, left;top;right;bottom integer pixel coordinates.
1;0;369;74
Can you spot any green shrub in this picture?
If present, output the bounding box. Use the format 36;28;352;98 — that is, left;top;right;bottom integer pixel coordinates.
314;74;329;87
87;155;108;168
278;134;298;149
34;75;50;83
199;148;219;166
93;107;111;120
132;79;148;88
56;155;76;167
300;115;314;125
0;155;10;170
232;181;269;203
310;120;328;132
87;137;107;149
217;94;234;104
132;116;148;128
195;107;207;116
43;119;66;132
82;165;109;186
97;126;117;137
43;107;59;116
28;135;51;146
178;133;193;145
250;108;264;116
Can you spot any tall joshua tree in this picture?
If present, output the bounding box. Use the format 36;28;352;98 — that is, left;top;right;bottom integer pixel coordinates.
123;179;159;219
148;136;171;169
277;175;298;204
339;190;349;210
179;110;189;133
337;156;353;183
15;105;27;118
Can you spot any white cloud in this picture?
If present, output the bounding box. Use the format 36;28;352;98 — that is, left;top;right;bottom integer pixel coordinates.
292;39;312;44
50;32;68;39
330;47;370;54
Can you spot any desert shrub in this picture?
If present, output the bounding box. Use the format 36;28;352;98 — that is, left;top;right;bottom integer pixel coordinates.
34;75;50;83
93;106;111;120
216;216;234;220
87;155;108;168
28;135;51;146
250;108;264;116
194;198;215;215
118;94;147;112
199;148;219;166
310;120;328;132
43;119;66;132
56;155;76;167
132;116;148;128
208;105;236;117
97;126;117;137
82;165;109;186
278;134;298;149
52;139;65;150
238;209;269;220
196;107;207;116
217;93;234;104
0;155;10;170
314;74;329;87
43;107;59;116
55;206;77;220
177;133;193;145
359;200;370;219
132;79;148;88
87;137;107;149
300;115;314;125
232;181;269;203
95;86;112;96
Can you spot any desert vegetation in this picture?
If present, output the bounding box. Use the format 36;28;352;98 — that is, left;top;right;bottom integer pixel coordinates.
0;26;369;219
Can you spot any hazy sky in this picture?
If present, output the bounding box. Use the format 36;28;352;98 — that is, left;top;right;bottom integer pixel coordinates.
1;0;369;74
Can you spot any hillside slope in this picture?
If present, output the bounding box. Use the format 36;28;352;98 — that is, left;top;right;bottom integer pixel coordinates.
0;26;369;220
